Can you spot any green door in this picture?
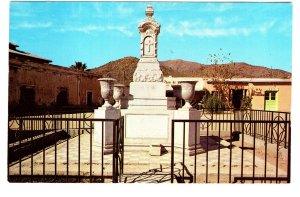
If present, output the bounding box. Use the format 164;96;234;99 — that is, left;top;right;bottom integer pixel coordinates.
265;91;278;111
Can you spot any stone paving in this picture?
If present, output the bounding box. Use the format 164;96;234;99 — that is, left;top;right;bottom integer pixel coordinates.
8;133;288;183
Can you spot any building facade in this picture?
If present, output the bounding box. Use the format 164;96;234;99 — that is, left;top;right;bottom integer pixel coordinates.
9;43;101;112
165;76;292;112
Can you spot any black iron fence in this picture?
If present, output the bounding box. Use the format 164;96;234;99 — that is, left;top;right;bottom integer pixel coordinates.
8;115;124;183
9;106;96;118
171;109;291;183
8;108;291;183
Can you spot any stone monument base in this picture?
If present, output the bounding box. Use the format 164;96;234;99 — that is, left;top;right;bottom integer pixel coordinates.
121;108;203;156
121;109;174;147
128;82;168;109
94;107;121;154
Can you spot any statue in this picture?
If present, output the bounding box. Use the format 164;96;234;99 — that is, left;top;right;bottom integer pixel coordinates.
133;5;163;82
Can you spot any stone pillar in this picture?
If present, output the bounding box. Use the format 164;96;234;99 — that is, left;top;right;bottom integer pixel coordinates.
94;108;121;154
173;110;201;156
94;78;121;154
173;80;201;155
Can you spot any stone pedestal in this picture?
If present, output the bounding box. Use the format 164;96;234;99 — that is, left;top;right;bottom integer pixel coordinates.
94;107;121;154
128;82;168;109
121;109;173;146
173;109;201;156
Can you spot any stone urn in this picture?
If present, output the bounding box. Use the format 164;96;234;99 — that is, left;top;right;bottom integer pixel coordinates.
171;84;182;109
98;78;116;108
113;84;125;108
178;80;197;109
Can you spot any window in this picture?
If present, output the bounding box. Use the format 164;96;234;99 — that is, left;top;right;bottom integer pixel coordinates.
271;92;276;100
265;91;278;111
265;93;270;100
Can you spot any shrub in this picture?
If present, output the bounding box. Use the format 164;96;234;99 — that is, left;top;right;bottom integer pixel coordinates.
203;93;225;112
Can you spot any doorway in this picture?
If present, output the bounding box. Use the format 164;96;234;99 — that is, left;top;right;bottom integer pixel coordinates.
19;86;35;107
56;88;68;106
232;89;244;109
87;91;93;106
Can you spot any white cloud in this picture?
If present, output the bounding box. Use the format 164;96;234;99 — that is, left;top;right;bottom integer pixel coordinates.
10;2;33;17
278;21;292;36
57;24;133;37
166;23;251;37
107;25;134;37
58;25;104;34
11;21;52;29
165;18;279;38
116;4;134;16
214;16;239;26
214;17;226;25
258;20;276;34
203;3;233;12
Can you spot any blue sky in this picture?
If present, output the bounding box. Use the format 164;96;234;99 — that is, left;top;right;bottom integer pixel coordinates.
9;1;292;72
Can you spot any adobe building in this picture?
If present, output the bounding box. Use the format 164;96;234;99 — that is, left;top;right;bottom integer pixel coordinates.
165;76;292;112
9;43;101;113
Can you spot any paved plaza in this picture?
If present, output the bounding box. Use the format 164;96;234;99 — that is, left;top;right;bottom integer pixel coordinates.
8;133;288;183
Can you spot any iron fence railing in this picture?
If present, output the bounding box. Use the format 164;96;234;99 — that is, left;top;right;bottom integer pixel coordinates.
8;108;291;184
171;110;291;183
8;116;124;183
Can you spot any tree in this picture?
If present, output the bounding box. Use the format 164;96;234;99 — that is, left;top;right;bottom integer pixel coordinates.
207;48;235;108
70;61;87;71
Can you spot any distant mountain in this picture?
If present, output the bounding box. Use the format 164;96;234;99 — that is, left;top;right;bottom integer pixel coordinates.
89;56;291;86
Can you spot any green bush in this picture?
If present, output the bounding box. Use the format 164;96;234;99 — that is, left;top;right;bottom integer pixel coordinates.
202;93;225;112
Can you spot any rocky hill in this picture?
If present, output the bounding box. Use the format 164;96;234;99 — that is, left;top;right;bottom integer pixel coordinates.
89;56;291;86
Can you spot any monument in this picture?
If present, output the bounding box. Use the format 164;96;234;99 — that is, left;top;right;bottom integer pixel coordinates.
122;5;201;154
95;5;202;156
129;5;167;109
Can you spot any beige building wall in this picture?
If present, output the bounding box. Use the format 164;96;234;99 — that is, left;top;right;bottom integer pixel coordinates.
251;96;265;111
9;56;100;108
251;83;291;112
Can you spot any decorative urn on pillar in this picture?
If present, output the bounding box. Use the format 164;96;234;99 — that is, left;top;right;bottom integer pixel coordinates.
113;84;125;108
178;81;198;109
98;78;116;108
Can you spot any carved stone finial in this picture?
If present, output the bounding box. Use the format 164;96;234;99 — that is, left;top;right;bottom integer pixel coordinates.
146;4;154;18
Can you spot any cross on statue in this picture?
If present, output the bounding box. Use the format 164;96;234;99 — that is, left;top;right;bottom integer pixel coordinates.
145;38;153;53
144;37;154;56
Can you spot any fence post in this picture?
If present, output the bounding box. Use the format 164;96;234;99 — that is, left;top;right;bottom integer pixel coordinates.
112;120;116;183
171;120;174;183
287;122;291;183
271;112;274;144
